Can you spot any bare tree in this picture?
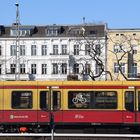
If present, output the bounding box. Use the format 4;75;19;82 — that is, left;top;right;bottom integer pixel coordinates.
107;32;140;80
70;26;112;81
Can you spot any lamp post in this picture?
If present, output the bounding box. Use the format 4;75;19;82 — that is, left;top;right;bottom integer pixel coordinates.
15;3;20;80
49;86;54;140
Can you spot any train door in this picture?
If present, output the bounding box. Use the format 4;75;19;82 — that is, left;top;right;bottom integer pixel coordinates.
51;88;62;123
136;90;140;122
37;86;62;126
123;89;136;123
38;90;50;123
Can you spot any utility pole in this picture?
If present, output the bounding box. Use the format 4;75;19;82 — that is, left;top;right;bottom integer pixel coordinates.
15;3;20;80
49;86;54;140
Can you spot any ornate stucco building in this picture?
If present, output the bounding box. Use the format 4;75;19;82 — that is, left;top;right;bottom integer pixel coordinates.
0;24;106;81
107;29;140;80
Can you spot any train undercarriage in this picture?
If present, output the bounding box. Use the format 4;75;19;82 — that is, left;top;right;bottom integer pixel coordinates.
0;123;140;134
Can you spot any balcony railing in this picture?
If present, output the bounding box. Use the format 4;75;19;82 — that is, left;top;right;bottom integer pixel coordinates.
128;73;138;78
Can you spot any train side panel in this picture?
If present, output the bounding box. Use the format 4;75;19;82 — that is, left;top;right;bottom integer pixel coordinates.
0;82;4;121
136;87;140;123
122;81;140;123
37;81;50;123
3;81;38;123
62;81;124;124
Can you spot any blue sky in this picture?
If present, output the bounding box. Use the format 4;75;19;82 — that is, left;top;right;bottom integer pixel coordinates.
1;0;140;28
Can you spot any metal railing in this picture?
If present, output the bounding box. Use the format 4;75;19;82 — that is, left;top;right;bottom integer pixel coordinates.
0;133;139;138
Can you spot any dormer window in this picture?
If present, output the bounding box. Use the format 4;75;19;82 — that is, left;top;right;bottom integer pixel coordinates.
47;29;58;36
11;29;31;36
46;26;60;36
10;26;35;36
68;27;85;36
90;30;97;35
0;25;4;35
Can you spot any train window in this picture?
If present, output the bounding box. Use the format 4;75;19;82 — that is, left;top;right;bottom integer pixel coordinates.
68;91;117;109
68;91;91;109
125;91;134;112
138;91;140;111
94;91;117;109
12;91;32;109
52;91;61;110
40;91;48;110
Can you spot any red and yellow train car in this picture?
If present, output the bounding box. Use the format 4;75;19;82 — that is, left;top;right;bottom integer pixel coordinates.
0;80;139;133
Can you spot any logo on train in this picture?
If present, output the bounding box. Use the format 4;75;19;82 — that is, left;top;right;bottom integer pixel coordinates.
10;115;29;119
10;115;14;119
72;93;87;104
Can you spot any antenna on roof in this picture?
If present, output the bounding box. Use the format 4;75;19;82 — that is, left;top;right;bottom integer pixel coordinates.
83;17;86;24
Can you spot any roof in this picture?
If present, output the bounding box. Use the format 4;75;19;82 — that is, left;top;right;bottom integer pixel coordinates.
108;28;140;32
0;24;106;38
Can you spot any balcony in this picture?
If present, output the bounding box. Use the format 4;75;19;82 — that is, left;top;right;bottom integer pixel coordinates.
49;53;69;60
0;73;29;81
128;73;140;80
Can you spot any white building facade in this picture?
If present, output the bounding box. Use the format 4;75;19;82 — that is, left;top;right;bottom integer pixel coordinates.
0;24;106;81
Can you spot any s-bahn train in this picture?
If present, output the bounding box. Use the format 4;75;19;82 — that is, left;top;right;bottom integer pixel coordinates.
0;80;139;133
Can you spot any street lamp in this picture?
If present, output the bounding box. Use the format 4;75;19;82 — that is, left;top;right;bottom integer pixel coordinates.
15;3;20;80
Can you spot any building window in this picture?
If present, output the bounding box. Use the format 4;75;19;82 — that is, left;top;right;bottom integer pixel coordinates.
114;63;125;73
121;63;125;73
10;45;16;56
53;45;58;55
46;28;59;36
95;44;101;55
42;64;47;74
114;63;119;73
95;62;103;75
61;63;67;74
113;45;123;53
31;64;36;74
0;64;1;74
74;45;79;55
132;45;137;54
73;63;79;74
10;28;33;36
128;63;137;78
85;64;90;74
31;45;37;56
10;26;35;36
62;45;67;55
85;44;90;55
0;45;2;56
20;45;25;56
90;30;97;35
42;45;47;56
10;64;16;74
20;64;25;74
52;63;58;74
10;29;18;36
68;27;85;36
